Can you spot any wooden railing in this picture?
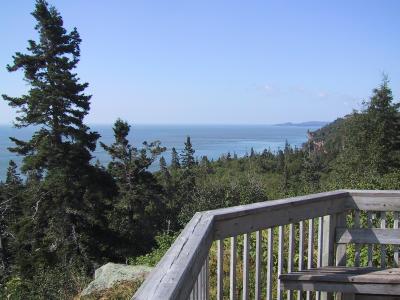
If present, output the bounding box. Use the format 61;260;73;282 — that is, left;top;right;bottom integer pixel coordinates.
133;190;400;300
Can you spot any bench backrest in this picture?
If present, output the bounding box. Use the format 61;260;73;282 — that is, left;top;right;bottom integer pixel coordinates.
334;211;399;268
336;227;400;245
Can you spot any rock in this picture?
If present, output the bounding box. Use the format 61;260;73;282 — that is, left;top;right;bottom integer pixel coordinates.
81;263;152;296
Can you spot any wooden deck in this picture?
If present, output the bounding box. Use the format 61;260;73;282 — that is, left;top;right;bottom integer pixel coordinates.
133;190;400;300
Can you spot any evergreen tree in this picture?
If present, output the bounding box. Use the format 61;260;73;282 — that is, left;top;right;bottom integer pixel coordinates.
226;152;232;161
176;137;196;223
159;156;168;172
0;161;24;277
158;156;172;197
301;152;322;193
5;161;22;186
365;77;400;172
101;119;166;258
181;136;195;168
171;147;181;169
250;147;255;158
3;0;99;173
2;0;116;274
332;77;400;182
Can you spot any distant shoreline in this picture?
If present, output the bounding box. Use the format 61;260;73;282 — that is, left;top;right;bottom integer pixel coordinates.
273;121;328;127
0;122;330;127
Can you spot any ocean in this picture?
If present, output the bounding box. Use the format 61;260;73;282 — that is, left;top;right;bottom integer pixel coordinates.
0;124;321;180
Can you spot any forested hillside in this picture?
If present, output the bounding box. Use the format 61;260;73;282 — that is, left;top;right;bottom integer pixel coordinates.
1;1;400;299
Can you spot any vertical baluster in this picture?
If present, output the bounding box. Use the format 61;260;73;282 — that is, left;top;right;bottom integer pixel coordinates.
316;217;323;300
335;212;347;266
230;236;237;300
395;212;399;267
354;211;361;267
306;219;314;300
267;228;274;300
199;264;203;300
255;231;262;300
317;217;323;267
203;259;208;300
287;224;294;300
298;221;304;300
243;233;250;300
367;212;373;267
194;275;199;300
277;226;284;300
217;240;224;300
190;288;194;300
381;212;386;267
205;254;210;300
202;261;206;300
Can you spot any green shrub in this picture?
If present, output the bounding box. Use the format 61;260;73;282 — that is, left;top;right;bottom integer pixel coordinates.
129;233;177;267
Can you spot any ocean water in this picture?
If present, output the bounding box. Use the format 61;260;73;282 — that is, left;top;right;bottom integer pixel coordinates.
0;124;321;180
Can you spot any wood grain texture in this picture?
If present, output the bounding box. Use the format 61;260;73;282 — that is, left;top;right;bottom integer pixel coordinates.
278;226;284;300
217;239;224;300
255;231;262;300
287;224;295;300
336;228;400;245
243;233;249;300
394;212;399;267
335;213;347;267
213;191;351;240
230;236;237;300
367;212;373;267
133;212;214;300
134;190;400;299
267;228;274;300
349;190;400;211
280;266;400;295
353;211;361;267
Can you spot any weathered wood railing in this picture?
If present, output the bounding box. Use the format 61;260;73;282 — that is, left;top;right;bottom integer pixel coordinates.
133;190;400;300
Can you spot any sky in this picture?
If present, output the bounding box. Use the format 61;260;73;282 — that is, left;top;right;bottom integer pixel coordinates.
1;1;400;125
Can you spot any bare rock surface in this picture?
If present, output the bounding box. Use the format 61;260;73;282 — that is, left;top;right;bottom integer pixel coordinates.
81;263;152;296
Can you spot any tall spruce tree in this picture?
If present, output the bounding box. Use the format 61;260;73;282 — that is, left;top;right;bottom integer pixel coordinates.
101;119;166;258
171;147;181;169
159;156;168;172
181;136;195;168
365;77;400;172
2;0;116;274
177;137;196;217
332;78;400;182
0;161;24;278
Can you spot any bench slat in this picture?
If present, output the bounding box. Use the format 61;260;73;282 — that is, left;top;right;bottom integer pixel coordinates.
280;267;400;295
336;228;400;245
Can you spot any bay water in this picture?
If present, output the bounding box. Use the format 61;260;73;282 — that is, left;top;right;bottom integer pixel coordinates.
0;124;321;180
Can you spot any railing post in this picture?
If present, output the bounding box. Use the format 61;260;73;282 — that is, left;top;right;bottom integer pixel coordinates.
322;214;336;266
321;214;336;300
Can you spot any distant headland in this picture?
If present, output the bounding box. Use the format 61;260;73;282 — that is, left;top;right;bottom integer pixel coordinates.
274;121;329;127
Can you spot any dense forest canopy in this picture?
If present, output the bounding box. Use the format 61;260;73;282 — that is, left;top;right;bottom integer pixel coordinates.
1;1;400;299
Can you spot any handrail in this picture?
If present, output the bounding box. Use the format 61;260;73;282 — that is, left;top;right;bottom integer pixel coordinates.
133;190;400;300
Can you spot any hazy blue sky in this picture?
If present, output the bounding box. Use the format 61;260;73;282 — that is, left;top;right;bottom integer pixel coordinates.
1;1;399;124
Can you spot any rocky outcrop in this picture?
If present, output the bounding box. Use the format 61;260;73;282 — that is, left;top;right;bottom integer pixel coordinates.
81;263;152;296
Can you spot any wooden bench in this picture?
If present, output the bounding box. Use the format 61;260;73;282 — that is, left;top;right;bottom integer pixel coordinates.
280;211;400;299
281;266;400;298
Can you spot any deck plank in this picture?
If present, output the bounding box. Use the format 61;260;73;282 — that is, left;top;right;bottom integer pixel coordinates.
280;267;400;284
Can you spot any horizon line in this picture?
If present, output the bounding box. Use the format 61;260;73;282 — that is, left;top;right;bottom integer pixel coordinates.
0;121;331;126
